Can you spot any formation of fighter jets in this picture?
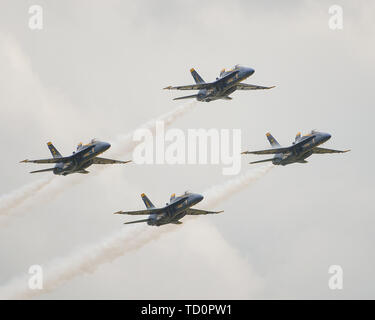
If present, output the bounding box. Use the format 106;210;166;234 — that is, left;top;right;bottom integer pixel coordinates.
19;65;350;227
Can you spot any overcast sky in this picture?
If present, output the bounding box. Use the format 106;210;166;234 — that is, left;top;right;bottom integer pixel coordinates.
0;0;374;299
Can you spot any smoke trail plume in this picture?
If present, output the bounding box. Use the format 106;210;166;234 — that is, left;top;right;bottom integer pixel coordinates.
109;101;197;157
0;177;54;217
0;164;271;299
201;165;273;209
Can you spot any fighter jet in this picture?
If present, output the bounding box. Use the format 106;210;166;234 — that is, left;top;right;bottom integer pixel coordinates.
242;131;350;166
163;65;275;102
114;192;223;226
20;139;131;175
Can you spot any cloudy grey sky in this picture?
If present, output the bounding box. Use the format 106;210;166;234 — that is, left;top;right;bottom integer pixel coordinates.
0;0;374;299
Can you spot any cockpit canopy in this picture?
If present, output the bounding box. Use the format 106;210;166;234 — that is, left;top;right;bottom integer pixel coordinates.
77;138;98;150
220;64;242;76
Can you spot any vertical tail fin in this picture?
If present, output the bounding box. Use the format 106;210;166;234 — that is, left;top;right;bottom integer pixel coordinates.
141;193;155;209
47;142;62;158
190;68;205;84
266;133;280;147
170;193;176;202
295;132;301;142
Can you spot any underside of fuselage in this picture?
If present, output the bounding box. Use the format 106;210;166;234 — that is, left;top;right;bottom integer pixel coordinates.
54;159;94;175
274;150;313;166
197;85;237;102
147;210;188;226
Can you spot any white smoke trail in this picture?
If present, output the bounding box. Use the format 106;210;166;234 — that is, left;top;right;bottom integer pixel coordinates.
0;177;54;217
201;165;273;209
109;101;197;157
1;102;198;219
0;164;272;299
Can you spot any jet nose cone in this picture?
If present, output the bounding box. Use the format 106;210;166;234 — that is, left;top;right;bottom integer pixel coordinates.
247;67;255;75
196;194;204;202
324;133;332;140
103;142;111;150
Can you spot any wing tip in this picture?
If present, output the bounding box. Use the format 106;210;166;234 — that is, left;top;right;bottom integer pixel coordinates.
20;159;29;163
113;211;124;215
163;86;172;90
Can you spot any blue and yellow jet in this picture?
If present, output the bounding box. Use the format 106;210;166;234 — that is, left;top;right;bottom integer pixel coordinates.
242;131;350;166
164;65;275;102
114;192;223;226
20;139;131;175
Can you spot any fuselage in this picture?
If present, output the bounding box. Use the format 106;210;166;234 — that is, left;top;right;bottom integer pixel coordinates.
197;65;254;102
53;140;110;175
147;193;203;226
273;131;331;166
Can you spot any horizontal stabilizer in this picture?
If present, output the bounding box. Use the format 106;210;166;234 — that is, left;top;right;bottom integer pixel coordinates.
30;167;55;174
249;158;274;164
173;94;198;101
124;218;150;225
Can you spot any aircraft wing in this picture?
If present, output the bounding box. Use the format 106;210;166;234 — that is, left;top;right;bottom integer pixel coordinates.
241;147;291;155
92;157;131;164
185;208;224;215
236;83;275;90
163;83;212;90
113;208;162;215
20;156;71;164
312;147;350;154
